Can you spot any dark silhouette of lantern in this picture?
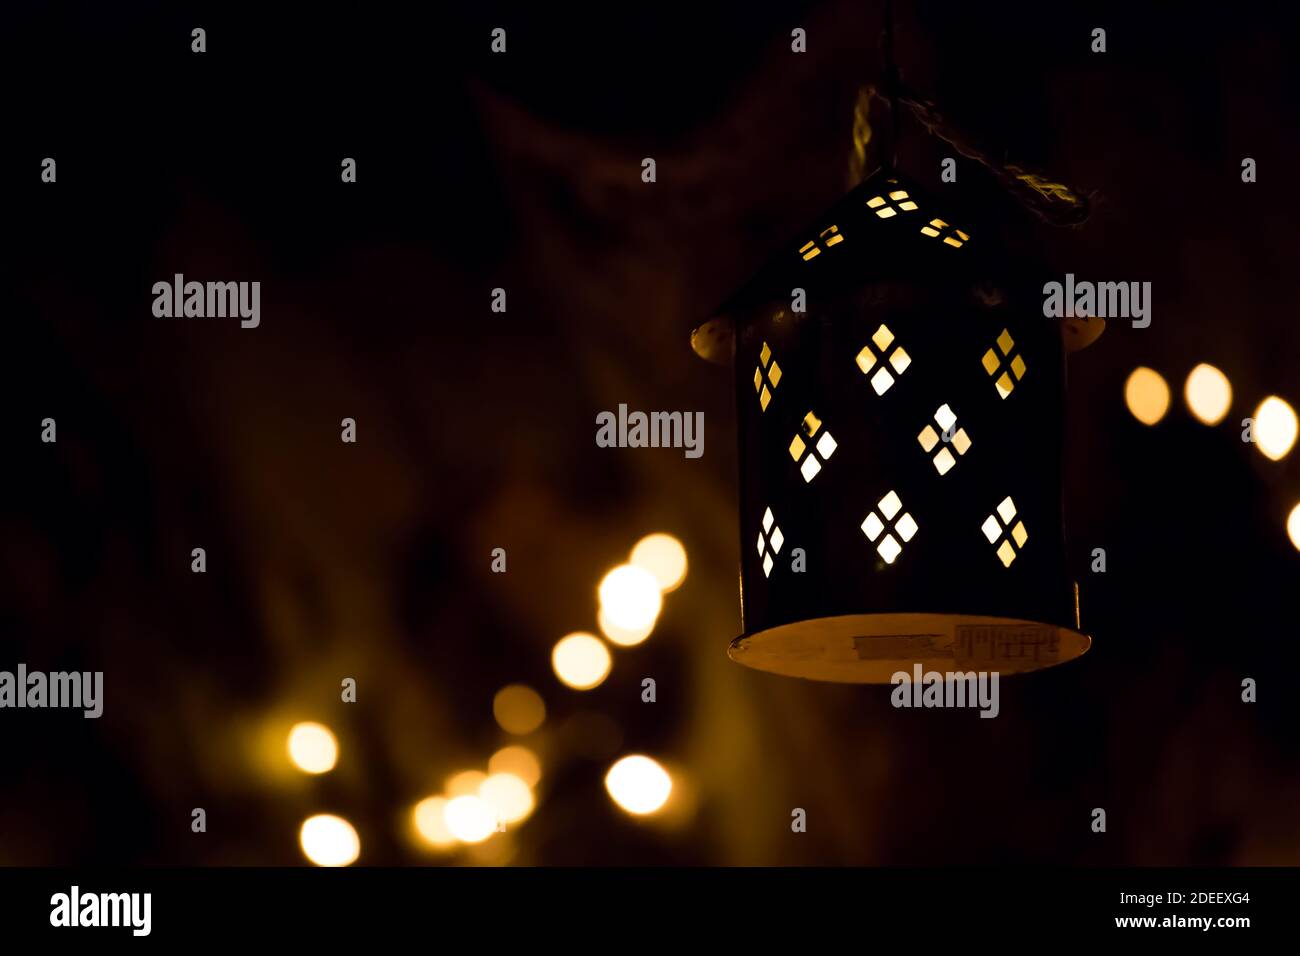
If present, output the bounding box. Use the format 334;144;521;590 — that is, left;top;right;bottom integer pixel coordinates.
693;168;1097;683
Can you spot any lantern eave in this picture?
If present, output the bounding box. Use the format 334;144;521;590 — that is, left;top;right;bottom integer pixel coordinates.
692;166;1104;363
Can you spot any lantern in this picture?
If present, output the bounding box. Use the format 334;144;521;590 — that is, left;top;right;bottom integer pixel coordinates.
693;168;1098;683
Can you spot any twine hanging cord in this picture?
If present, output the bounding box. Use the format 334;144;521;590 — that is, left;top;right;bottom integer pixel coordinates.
853;83;1093;227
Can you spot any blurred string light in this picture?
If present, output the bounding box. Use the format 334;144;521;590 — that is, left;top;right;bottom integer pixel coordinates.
413;754;543;851
443;795;498;844
604;754;673;816
489;745;541;788
1184;363;1232;426
552;632;612;689
1124;366;1170;426
409;697;547;855
630;533;688;592
286;721;338;774
479;772;534;824
412;796;457;848
598;607;655;647
412;533;689;859
493;684;546;735
445;769;487;796
293;537;695;860
1253;396;1298;461
299;814;360;866
598;564;663;633
1287;503;1300;552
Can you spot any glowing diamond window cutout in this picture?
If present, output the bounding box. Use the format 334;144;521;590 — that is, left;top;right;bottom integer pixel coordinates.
785;413;837;486
981;496;1029;567
753;341;783;412
865;188;919;219
981;328;1027;399
798;224;845;262
788;411;837;482
854;323;913;395
918;217;971;248
916;403;972;476
860;489;918;565
756;506;785;578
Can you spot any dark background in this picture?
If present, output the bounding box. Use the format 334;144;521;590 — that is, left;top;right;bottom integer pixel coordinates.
1;0;1298;865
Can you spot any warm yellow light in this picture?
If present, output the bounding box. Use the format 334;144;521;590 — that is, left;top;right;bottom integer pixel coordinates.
1288;503;1300;551
597;564;662;632
604;754;672;816
552;632;612;690
445;769;487;796
299;814;360;866
1254;396;1298;461
630;533;688;592
444;795;498;844
488;745;542;788
412;796;457;847
479;772;534;824
1124;367;1170;426
286;721;338;774
598;607;655;647
493;684;546;735
1184;363;1232;425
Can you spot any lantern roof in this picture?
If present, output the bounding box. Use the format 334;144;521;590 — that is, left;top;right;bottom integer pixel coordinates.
692;167;1102;363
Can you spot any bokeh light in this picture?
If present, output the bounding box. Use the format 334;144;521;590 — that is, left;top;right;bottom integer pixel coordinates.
552;632;612;689
1287;503;1300;552
1253;396;1298;461
604;754;673;816
299;814;360;866
444;795;498;844
445;769;487;796
412;796;457;848
598;607;655;647
479;772;535;824
630;533;688;592
1183;363;1232;425
286;721;338;774
1124;367;1170;426
598;564;663;632
488;745;542;788
493;684;546;735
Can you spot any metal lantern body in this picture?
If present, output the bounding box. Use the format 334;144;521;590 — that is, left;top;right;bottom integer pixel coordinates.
694;168;1091;683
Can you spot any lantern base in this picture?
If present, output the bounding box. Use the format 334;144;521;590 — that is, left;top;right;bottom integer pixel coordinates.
728;613;1090;684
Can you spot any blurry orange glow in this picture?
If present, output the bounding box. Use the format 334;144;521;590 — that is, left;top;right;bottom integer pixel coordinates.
479;772;534;824
1124;367;1170;426
299;814;360;866
413;796;457;847
493;684;546;735
552;632;612;689
489;745;541;788
286;721;338;774
444;795;497;844
605;754;673;816
445;769;487;796
630;533;688;592
598;564;662;632
1184;363;1232;425
598;607;655;647
1254;396;1298;461
1288;503;1300;551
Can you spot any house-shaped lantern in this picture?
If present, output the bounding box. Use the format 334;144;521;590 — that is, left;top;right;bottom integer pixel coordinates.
693;168;1097;683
